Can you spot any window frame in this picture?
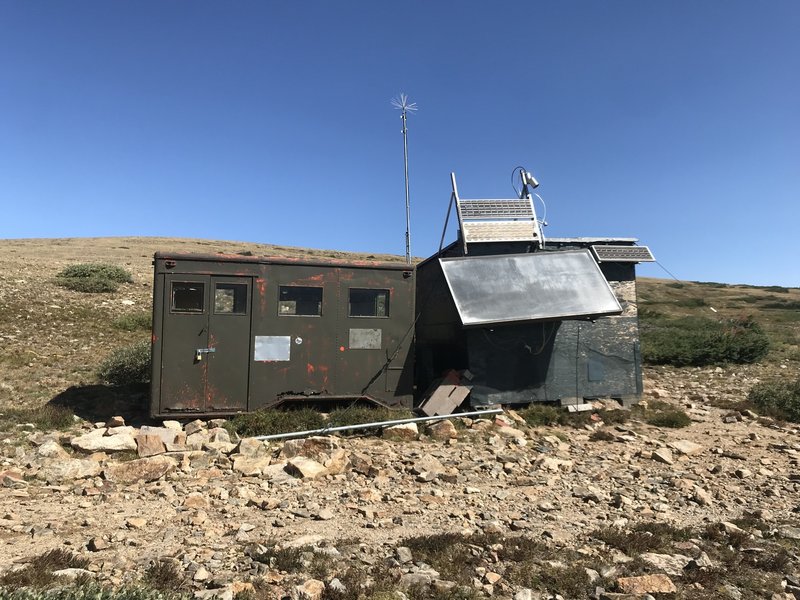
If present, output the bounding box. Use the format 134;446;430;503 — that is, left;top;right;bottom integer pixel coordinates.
277;285;324;317
170;281;206;314
348;287;390;318
213;282;249;315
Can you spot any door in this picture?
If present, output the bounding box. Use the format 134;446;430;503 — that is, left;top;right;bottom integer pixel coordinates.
160;274;252;413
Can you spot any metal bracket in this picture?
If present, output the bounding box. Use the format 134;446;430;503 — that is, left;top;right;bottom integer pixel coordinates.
195;347;216;362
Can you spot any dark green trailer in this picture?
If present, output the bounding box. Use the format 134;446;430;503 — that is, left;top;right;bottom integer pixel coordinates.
150;252;414;418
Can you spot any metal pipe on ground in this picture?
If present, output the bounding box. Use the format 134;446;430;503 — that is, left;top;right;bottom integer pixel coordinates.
250;408;504;442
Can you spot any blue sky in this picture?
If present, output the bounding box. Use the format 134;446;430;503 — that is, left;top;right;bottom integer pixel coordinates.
1;1;798;286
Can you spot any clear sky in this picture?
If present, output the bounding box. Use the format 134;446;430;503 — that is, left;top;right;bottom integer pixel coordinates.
1;1;798;286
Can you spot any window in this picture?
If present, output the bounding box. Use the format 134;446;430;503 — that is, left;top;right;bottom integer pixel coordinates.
171;282;204;313
279;286;323;316
349;288;389;317
215;283;248;314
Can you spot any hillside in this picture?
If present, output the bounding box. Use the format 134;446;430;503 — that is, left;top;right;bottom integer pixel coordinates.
0;237;796;412
0;237;799;600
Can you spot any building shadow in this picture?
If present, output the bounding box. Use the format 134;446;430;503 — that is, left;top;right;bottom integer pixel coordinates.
49;384;151;427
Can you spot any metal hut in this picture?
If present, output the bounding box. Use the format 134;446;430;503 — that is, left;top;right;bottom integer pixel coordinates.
150;252;414;418
415;172;654;409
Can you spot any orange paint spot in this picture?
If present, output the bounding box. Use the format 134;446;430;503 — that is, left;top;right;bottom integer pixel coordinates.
339;346;345;352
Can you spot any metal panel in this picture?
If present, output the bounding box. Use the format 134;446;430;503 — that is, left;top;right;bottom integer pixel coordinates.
254;336;291;361
440;250;622;326
591;245;655;263
349;328;382;350
458;199;534;219
462;221;538;243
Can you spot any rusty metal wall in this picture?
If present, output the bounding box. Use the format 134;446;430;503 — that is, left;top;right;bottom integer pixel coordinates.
150;253;414;418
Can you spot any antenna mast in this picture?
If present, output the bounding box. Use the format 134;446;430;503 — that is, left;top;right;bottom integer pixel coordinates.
392;93;417;265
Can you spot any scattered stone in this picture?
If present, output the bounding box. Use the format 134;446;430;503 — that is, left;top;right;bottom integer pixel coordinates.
286;456;328;479
652;448;675;465
37;459;102;483
87;537;108;552
103;455;176;484
135;433;166;457
295;578;325;600
382;423;418;441
107;416;126;427
668;440;704;456
427;419;458;440
639;553;691;576
184;419;206;436
616;574;676;594
71;429;136;453
126;517;147;529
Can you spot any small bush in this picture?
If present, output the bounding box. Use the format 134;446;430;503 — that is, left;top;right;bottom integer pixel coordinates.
112;312;152;331
57;277;121;293
225;408;325;437
143;560;186;592
58;264;133;283
645;409;692;428
748;376;800;422
98;341;151;386
641;315;770;367
328;406;413;429
252;542;310;572
55;264;133;294
0;548;89;588
593;522;694;554
519;404;561;427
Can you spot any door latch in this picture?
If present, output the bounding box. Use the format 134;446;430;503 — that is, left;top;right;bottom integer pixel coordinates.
196;347;216;362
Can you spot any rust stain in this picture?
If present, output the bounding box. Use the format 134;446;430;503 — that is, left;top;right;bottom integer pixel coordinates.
151;333;159;344
307;363;315;376
318;365;329;387
256;278;267;315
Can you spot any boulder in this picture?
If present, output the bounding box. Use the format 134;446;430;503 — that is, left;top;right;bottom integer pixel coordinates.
71;429;136;453
103;455;176;484
286;456;327;479
382;423;418;441
616;574;676;594
37;459;102;483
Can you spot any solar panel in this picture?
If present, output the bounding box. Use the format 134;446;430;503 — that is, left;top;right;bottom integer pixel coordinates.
591;245;655;263
456;197;540;247
439;250;622;327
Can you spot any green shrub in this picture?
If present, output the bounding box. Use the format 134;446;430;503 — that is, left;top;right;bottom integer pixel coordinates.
641;315;770;366
519;404;561;426
593;522;694;554
224;408;325;437
142;560;186;592
0;583;190;599
645;409;692;428
55;263;133;294
112;312;152;331
98;341;151;386
58;264;133;283
328;406;413;429
748;376;800;422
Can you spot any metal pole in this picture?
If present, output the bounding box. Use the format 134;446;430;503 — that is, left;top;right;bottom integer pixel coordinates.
250;408;503;442
401;108;412;265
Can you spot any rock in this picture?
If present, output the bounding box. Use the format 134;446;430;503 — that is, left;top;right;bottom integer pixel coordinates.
232;455;272;477
315;508;335;521
71;429;136;453
427;419;458;440
107;416;126;427
396;546;413;563
103;455;176;484
184;419;206;436
37;458;102;483
668;440;703;456
162;420;182;431
237;438;269;458
324;449;350;475
184;492;209;509
294;578;325;600
135;433;166;457
652;448;675;465
208;427;231;444
0;470;27;487
194;566;210;582
36;439;70;459
778;525;800;540
286;456;328;479
496;426;526;439
534;456;573;472
692;487;713;506
616;574;676;594
52;568;94;580
126;517;147;529
87;537;108;552
734;468;753;479
382;423;418;441
639;553;691;576
282;437;339;460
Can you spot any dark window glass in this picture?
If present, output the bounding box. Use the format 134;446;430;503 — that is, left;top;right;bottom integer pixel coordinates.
172;282;204;313
279;286;323;316
215;283;248;314
349;289;389;317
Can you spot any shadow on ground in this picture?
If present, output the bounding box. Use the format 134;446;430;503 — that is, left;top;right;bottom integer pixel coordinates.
49;384;151;426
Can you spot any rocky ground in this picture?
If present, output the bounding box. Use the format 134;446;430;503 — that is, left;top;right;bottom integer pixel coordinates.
1;364;799;599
